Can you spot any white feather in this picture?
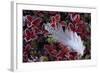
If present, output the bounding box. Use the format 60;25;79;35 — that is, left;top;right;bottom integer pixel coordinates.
44;23;85;56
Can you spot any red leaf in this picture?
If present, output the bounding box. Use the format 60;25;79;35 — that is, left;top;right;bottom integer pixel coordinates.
31;17;42;27
24;28;37;42
50;16;56;27
26;15;33;22
55;14;61;22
